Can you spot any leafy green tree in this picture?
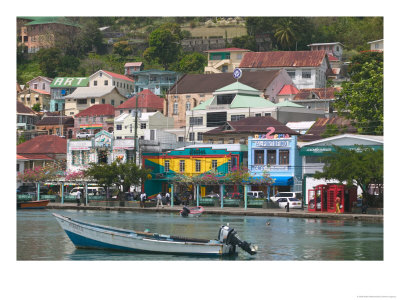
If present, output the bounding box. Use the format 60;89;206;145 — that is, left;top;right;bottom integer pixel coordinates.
85;160;150;199
113;40;132;58
313;146;383;207
177;52;207;74
143;23;182;70
334;59;383;135
229;35;257;51
35;48;63;78
32;103;41;112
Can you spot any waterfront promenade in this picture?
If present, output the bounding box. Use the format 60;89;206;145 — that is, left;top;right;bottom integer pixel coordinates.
47;203;383;222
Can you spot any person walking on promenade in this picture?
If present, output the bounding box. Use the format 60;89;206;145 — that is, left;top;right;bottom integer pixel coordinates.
165;192;171;206
140;192;146;208
335;196;341;213
76;189;81;206
156;193;164;208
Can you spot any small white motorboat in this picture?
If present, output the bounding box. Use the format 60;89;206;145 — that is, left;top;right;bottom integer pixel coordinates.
180;206;204;217
53;213;257;256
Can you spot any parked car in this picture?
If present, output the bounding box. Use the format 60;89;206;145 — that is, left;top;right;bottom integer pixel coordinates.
69;186;105;196
276;197;302;209
204;193;220;198
270;192;301;202
76;131;94;139
247;191;265;199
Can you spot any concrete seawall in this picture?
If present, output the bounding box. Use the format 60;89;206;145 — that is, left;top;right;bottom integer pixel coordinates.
47;203;383;223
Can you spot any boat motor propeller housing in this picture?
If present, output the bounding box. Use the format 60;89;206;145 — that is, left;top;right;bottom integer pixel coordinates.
218;225;257;255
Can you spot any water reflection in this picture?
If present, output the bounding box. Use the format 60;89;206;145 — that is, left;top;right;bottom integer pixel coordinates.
17;209;383;261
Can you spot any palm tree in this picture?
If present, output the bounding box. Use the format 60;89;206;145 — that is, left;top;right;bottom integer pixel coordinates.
274;19;297;50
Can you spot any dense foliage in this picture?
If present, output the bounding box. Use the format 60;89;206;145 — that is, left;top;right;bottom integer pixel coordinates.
17;17;383;85
84;160;150;199
334;52;383;135
313;146;383;207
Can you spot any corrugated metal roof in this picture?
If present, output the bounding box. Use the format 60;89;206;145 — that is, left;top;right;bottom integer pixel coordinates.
239;50;327;68
230;94;275;108
65;86;119;99
275;100;304;108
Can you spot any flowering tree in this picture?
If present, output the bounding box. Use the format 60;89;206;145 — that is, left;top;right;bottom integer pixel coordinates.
17;161;65;182
64;170;86;181
225;166;251;185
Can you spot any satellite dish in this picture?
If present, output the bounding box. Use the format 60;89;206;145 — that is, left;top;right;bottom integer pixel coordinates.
233;68;242;80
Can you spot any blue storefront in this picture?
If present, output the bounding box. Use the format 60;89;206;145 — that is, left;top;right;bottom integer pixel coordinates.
248;134;302;197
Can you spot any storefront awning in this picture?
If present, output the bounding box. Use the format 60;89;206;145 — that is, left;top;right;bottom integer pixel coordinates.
271;176;293;186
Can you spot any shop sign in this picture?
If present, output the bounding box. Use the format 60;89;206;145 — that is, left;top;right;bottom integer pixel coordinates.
254;140;290;147
254;127;290;140
50;77;89;88
94;134;112;148
251;165;289;172
189;148;206;156
300;145;383;156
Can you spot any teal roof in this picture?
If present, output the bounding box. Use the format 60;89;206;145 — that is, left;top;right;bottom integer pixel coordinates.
193;97;214;110
230;94;276;108
20;17;81;28
275;100;305;108
215;81;259;93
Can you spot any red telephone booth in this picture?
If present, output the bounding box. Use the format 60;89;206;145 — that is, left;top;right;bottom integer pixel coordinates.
308;184;328;212
326;184;357;213
308;184;357;213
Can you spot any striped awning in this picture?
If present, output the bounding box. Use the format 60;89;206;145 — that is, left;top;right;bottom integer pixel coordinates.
80;124;103;129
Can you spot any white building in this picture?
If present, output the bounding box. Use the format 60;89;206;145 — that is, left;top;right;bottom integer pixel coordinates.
307;42;344;61
89;70;135;98
367;39;384;52
114;111;174;140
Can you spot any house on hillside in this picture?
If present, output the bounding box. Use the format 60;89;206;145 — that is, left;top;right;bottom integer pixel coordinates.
89;70;134;98
307;42;344;61
166;70;295;129
124;62;144;75
292;87;341;117
114;111;174;140
115;89;164;117
128;69;181;96
18;87;51;111
64;86;126;116
17;101;38;131
73;104;115;137
17;17;81;54
204;48;251;74
367;39;384;52
239;50;332;89
26;76;53;94
35;116;74;138
50;77;89;112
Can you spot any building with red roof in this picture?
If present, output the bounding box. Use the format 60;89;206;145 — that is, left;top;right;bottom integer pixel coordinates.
239;50;332;89
73;104;115;136
124;62;144;75
204;47;251;74
292;87;342;116
17;135;67;172
89;69;134;98
115;89;164;117
277;84;299;102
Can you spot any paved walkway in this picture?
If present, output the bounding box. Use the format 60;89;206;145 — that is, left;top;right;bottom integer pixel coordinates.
47;203;383;222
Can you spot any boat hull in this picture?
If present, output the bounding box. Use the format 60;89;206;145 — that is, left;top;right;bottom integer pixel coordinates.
180;206;204;217
53;213;235;256
17;200;50;209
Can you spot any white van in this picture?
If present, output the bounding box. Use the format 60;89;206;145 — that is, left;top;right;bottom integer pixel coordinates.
247;191;265;199
69;186;105;196
270;192;301;202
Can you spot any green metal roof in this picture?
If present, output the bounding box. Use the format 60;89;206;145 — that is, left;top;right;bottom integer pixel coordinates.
230;94;276;108
50;77;89;88
193;97;214;110
215;81;259;93
275;100;305;108
20;17;81;28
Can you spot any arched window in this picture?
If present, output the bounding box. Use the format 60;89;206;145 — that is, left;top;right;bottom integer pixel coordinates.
186;101;191;111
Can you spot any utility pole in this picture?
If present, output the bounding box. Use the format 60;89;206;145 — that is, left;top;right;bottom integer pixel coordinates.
133;93;139;165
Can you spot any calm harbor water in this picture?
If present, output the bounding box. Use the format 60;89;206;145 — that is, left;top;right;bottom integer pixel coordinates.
17;209;383;261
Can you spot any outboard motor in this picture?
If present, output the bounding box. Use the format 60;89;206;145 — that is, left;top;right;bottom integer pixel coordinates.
218;224;257;255
181;206;190;217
